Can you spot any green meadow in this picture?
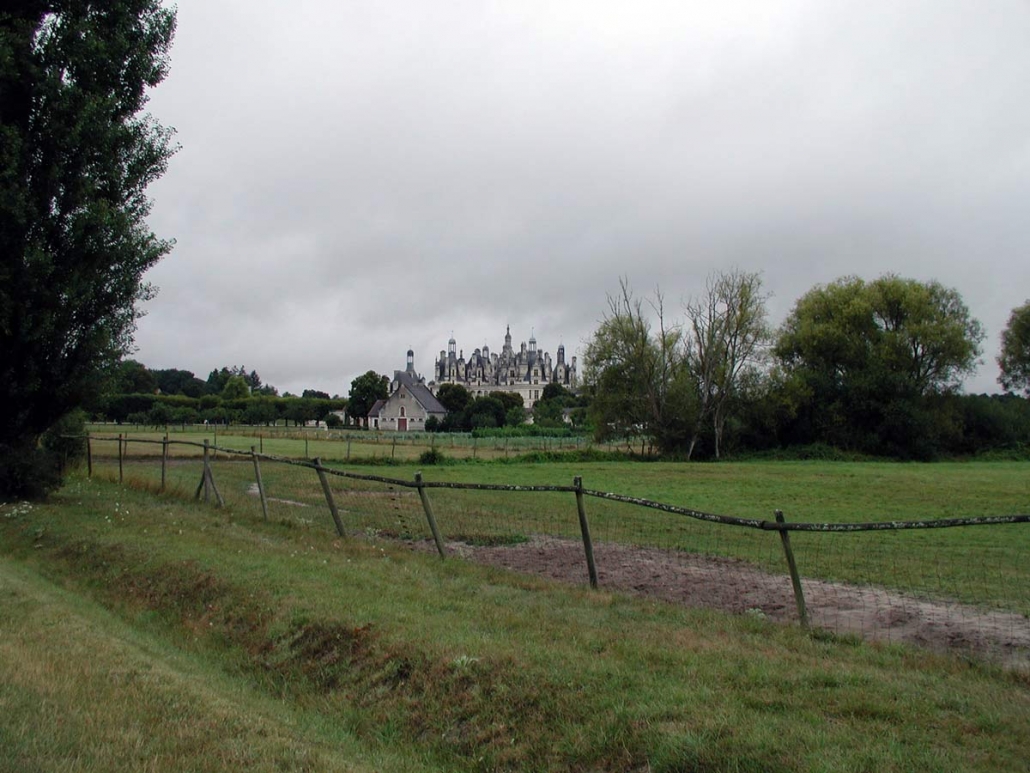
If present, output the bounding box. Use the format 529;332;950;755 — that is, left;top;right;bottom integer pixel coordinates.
89;433;1030;614
1;452;1028;771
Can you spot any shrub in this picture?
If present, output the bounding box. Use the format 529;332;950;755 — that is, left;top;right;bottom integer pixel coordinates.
0;410;87;500
418;449;448;465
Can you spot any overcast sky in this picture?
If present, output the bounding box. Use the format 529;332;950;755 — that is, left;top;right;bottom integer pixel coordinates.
136;0;1030;397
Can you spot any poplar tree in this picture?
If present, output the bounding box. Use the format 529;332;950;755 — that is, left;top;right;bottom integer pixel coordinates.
0;2;177;496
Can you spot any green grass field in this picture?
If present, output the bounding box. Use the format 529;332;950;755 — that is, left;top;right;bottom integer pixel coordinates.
86;424;595;462
87;437;1030;617
1;471;1029;772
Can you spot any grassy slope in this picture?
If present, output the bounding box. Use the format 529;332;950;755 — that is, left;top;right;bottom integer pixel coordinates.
2;473;1029;772
0;557;438;773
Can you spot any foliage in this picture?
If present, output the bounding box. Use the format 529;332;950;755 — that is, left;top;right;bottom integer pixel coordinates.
541;382;572;401
583;279;690;451
438;393;528;432
207;365;266;396
152;367;207;397
773;275;984;457
283;398;317;426
584;272;770;456
998;300;1030;396
417;448;448;465
40;409;87;470
113;359;157;394
0;2;177;497
469;424;580;439
146;401;174;426
533;383;586;428
348;370;389;422
220;375;250;400
505;406;526;427
683;269;770;459
435;383;472;414
531;397;566;427
242;399;278;426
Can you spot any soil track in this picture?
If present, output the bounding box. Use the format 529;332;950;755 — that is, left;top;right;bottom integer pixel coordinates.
417;535;1030;668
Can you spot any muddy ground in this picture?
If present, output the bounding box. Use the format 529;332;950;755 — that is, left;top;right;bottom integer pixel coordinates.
412;535;1030;669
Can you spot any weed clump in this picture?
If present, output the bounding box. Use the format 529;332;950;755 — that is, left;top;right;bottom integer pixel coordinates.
418;448;448;465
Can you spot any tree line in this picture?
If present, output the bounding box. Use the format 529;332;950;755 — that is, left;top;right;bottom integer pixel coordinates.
585;272;1030;460
97;361;345;427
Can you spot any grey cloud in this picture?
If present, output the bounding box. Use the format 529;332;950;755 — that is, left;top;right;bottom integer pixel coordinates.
137;0;1030;396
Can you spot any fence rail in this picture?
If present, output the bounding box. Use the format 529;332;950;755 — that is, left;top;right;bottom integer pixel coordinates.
83;433;1030;667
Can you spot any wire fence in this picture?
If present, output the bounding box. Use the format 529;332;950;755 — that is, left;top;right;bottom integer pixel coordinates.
86;423;605;462
85;434;1030;668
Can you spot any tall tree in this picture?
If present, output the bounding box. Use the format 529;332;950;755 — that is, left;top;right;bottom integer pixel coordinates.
435;383;472;414
774;275;983;455
220;375;250;400
152;368;207;398
0;2;177;496
998;300;1030;397
683;269;770;459
584;280;691;451
113;358;157;394
347;370;389;425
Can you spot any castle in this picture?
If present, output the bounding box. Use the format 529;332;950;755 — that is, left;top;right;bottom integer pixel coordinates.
428;326;577;409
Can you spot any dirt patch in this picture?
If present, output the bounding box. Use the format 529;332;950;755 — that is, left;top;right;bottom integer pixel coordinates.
415;535;1030;669
246;482;309;507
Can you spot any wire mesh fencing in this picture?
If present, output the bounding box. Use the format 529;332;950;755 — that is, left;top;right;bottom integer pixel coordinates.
85;434;1030;667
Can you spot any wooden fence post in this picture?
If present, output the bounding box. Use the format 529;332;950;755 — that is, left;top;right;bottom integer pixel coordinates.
305;437;309;458
574;477;599;589
201;439;210;503
775;510;809;629
314;457;346;537
118;433;124;484
415;472;446;558
160;434;168;492
194;439;225;507
86;435;92;478
251;446;268;521
347;438;351;461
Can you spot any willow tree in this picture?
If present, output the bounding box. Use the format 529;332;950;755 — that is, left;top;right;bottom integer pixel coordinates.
0;2;177;496
774;275;984;456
